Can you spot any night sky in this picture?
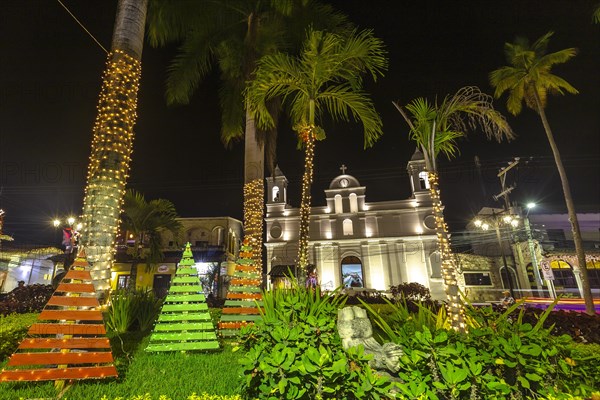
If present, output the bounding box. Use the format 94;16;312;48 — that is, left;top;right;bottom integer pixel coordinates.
1;0;598;245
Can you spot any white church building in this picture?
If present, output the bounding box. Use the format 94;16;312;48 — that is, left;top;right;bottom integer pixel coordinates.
264;149;445;300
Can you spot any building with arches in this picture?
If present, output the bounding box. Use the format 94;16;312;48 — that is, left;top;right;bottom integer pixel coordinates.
113;216;242;297
264;150;446;299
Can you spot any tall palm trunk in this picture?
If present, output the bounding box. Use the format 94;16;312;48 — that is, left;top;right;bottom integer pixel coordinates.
79;0;148;299
534;94;594;315
297;128;316;275
243;111;265;269
428;170;466;331
242;12;264;269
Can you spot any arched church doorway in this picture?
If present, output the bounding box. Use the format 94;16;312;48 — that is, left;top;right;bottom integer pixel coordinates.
341;256;364;288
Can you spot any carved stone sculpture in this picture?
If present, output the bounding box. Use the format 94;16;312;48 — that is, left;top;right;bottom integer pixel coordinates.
337;306;403;375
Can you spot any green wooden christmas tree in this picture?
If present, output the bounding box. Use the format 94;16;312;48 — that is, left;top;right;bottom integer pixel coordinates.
146;243;219;352
218;238;263;337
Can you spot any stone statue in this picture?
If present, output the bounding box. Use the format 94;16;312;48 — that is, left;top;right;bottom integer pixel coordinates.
337;306;403;375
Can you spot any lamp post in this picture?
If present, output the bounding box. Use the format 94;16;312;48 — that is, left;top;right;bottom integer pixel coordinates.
474;209;519;298
524;203;555;299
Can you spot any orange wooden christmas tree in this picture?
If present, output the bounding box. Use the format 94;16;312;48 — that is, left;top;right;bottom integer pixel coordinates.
0;249;117;382
218;238;263;337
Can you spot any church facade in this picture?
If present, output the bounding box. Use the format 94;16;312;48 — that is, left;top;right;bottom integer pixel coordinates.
264;150;446;300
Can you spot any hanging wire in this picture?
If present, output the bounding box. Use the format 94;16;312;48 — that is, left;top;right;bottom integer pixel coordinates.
56;0;108;54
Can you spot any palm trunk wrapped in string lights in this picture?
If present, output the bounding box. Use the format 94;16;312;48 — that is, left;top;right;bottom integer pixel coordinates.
243;179;264;267
296;127;316;274
79;0;148;297
428;172;466;332
79;50;141;296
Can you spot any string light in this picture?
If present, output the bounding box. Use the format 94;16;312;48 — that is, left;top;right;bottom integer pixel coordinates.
79;49;142;295
243;179;264;267
428;172;466;332
296;126;316;274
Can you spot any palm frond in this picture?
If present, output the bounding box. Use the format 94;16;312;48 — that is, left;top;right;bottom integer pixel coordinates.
318;86;383;147
165;35;216;105
536;48;578;69
490;31;577;114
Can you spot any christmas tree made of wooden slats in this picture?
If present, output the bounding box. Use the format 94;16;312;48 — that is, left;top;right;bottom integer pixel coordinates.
0;249;117;382
145;243;219;352
218;238;263;337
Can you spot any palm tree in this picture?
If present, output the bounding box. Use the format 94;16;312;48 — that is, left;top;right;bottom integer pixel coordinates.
246;29;387;275
121;190;182;290
489;32;595;315
79;0;149;295
394;86;514;331
146;0;349;267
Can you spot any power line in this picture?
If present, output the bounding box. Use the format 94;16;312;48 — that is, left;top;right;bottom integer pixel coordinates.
56;0;108;54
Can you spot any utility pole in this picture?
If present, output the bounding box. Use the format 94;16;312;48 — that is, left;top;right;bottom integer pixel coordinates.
492;209;516;298
494;158;519;211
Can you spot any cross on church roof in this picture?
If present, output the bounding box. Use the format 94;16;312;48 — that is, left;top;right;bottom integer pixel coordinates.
339;164;347;174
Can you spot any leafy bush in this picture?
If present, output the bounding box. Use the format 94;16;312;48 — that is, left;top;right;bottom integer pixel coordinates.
0;284;54;316
107;290;139;333
238;285;394;399
98;393;241;400
363;299;600;399
521;307;600;344
134;290;163;332
106;290;163;333
0;313;38;360
209;307;222;329
389;282;431;302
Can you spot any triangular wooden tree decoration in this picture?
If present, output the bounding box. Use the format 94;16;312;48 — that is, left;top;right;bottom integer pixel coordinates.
0;249;117;382
218;237;263;337
146;243;219;352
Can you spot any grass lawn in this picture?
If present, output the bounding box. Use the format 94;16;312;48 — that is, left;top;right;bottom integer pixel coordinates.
0;332;242;400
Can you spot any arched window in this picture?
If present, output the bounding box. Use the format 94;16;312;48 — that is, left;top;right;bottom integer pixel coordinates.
211;226;224;246
551;260;578;289
334;194;343;213
341;256;364;288
429;251;442;279
418;171;430;190
349;193;358;213
272;186;280;202
343;219;353;236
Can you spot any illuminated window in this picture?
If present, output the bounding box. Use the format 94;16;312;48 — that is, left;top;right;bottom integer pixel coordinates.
343;219;353;236
418;171;430;189
272;186;280;202
117;275;130;289
349;193;358;213
334;194;343;213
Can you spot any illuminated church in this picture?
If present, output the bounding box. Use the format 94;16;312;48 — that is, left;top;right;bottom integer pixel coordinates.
264;149;446;300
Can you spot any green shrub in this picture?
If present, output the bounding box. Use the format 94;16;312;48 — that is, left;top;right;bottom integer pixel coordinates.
106;290;138;333
362;299;600;399
238;285;394;399
134;290;163;332
0;313;38;361
209;307;222;329
106;290;162;333
97;393;241;400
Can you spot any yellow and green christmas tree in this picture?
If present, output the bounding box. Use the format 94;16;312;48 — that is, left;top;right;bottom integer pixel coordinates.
146;243;219;352
218;238;263;337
